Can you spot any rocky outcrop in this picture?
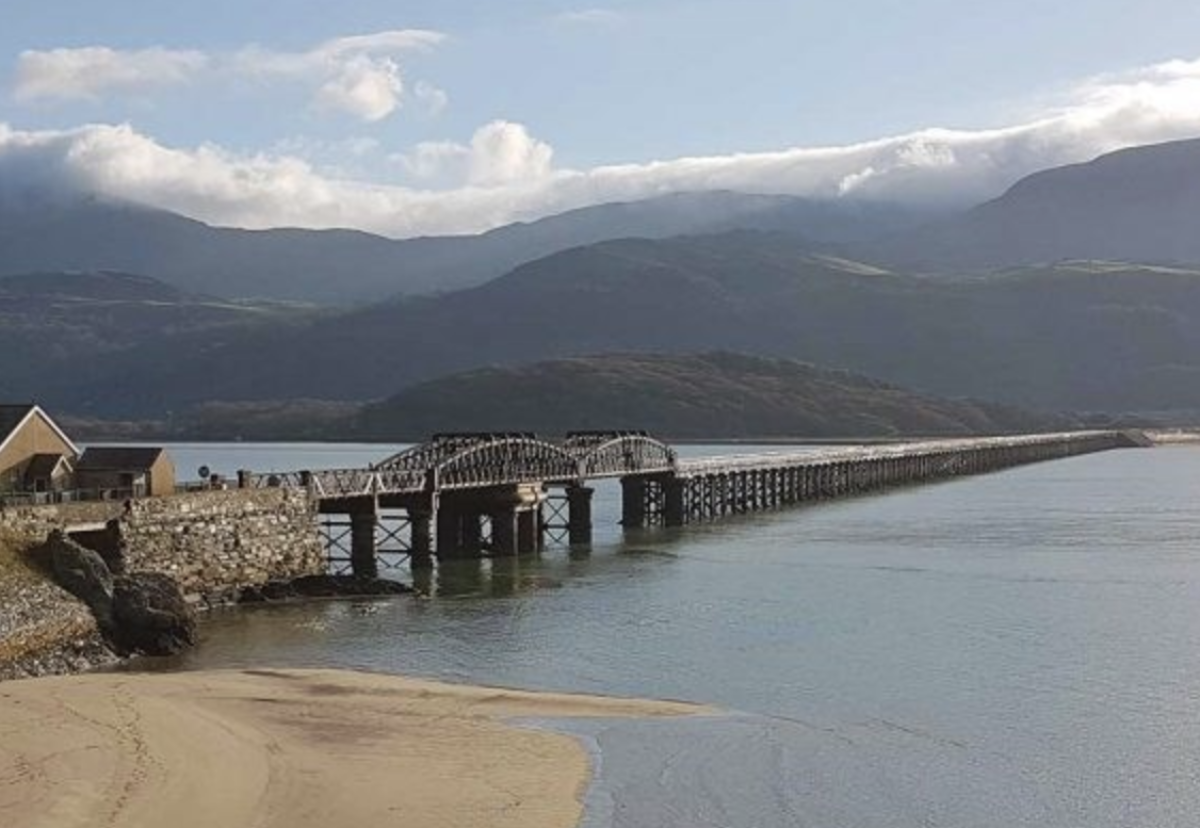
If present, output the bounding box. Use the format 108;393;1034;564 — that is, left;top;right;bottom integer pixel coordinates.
45;531;195;657
48;530;115;627
110;573;196;656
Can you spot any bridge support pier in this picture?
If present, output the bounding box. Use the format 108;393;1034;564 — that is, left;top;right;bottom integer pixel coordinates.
663;476;685;528
461;513;483;554
518;507;540;554
491;509;518;556
349;506;378;579
567;485;594;545
436;486;544;558
436;502;471;559
621;477;646;527
410;509;433;570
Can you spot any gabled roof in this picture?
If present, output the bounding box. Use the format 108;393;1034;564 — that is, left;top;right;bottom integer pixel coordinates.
0;404;81;458
24;453;72;480
77;446;167;471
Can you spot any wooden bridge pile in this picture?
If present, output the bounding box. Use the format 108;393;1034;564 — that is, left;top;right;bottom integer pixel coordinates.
642;431;1141;526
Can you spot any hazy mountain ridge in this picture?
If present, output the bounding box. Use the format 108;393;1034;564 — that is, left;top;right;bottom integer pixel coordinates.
9;242;1200;419
5;137;1200;309
0;191;926;304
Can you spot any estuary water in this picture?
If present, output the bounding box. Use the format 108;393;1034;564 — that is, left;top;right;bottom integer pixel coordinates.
152;442;1200;827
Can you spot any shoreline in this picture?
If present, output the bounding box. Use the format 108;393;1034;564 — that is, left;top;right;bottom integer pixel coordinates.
0;667;709;828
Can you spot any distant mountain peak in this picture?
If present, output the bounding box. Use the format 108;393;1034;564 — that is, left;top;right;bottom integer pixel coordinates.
870;136;1200;270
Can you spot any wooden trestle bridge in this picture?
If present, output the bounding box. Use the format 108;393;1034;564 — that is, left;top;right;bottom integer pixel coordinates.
238;429;1149;577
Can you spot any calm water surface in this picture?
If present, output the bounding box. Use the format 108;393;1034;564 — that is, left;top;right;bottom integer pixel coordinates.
153;443;1200;827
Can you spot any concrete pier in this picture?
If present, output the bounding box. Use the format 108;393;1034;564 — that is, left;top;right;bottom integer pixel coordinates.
517;508;540;554
566;485;594;545
349;507;378;579
435;502;465;559
410;510;433;569
620;477;646;527
491;508;518;555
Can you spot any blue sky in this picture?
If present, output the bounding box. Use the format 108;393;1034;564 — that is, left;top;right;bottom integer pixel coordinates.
3;1;1200;236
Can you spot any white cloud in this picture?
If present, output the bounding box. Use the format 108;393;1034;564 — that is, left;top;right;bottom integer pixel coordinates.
467;121;555;186
314;30;444;59
396;139;470;181
395;121;554;186
12;30;444;122
412;80;449;118
3;57;1200;237
314;56;403;121
14;47;209;102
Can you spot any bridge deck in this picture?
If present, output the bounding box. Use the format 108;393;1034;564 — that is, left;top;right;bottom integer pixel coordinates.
674;431;1121;476
240;430;1140;502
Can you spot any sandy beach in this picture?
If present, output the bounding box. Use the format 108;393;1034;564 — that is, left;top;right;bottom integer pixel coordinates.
0;668;706;828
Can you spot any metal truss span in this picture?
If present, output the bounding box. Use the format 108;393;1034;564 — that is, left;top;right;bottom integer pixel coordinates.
239;431;679;498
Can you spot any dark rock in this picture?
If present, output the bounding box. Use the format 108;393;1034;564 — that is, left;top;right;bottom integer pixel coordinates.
101;518;128;575
261;580;301;600
64;520;127;576
109;573;197;657
46;530;115;626
291;574;410;598
235;584;268;603
236;575;410;603
44;530;195;658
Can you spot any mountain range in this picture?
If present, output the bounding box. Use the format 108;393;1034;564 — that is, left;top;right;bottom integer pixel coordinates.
0;191;928;304
5;136;1200;428
10;241;1200;419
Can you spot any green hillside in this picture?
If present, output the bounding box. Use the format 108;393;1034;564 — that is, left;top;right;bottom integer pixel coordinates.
355;352;1070;440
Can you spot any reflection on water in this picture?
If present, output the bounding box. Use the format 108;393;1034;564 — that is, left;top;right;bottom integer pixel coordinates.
150;444;1200;827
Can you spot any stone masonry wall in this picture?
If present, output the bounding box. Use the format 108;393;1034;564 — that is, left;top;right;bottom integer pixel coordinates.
0;488;325;603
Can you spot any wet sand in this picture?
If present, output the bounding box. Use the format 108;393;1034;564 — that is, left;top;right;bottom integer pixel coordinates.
0;668;706;828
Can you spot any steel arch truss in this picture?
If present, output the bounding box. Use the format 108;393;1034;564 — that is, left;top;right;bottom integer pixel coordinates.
433;437;579;490
247;430;677;500
567;432;676;479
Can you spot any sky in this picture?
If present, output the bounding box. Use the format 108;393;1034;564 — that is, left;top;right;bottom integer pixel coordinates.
3;0;1200;237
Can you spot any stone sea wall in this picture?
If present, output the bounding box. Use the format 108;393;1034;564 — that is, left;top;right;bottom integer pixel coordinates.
0;488;326;678
1;488;325;602
122;488;325;602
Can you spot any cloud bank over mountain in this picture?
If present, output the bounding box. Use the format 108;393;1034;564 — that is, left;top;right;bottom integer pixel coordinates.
3;57;1200;237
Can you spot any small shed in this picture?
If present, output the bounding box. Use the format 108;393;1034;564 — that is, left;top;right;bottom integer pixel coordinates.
0;404;80;495
75;447;176;499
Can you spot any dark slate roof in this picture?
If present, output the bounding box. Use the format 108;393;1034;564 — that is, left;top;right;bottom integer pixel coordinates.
77;446;166;471
24;453;69;480
0;404;35;441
